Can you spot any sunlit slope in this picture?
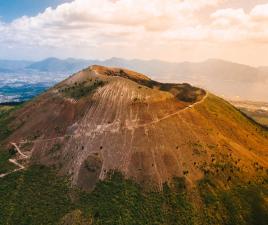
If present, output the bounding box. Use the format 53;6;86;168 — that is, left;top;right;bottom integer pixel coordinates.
0;65;267;191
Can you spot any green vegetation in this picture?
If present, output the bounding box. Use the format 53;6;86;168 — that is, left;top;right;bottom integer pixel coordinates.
200;94;268;139
79;174;194;225
0;104;23;142
0;165;267;225
198;175;268;225
0;106;15;141
0;166;73;225
0;105;25;175
0;167;194;225
60;79;106;100
0;147;16;174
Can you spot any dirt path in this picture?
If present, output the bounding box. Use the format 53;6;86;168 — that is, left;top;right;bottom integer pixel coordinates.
0;143;29;179
17;92;209;144
0;159;26;178
9;159;25;169
128;92;208;129
11;142;28;158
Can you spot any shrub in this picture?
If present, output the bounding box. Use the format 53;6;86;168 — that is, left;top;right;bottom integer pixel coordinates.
61;80;106;100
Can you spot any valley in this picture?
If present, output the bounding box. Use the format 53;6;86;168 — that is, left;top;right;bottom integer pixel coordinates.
231;100;268;127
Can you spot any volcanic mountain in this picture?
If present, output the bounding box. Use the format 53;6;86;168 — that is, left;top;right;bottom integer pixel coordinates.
1;65;268;192
1;65;268;224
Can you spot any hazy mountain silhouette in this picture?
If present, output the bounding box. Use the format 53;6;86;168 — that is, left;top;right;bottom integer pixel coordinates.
1;57;268;101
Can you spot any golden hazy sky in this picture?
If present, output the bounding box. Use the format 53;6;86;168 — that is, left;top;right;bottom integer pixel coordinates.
1;0;268;66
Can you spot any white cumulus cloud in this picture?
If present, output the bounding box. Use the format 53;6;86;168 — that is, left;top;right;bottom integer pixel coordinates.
1;0;268;66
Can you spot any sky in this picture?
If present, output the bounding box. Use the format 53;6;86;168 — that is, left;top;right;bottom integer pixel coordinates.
0;0;72;22
1;0;268;66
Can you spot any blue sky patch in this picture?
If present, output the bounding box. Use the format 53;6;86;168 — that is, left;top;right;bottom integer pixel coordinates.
0;0;72;22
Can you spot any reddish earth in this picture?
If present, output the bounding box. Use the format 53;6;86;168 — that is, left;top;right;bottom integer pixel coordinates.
3;65;268;191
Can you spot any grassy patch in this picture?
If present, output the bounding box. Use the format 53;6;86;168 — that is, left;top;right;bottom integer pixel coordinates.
0;107;14;141
0;166;73;225
198;175;268;225
0;147;16;174
60;79;106;100
0;105;24;174
0;104;23;142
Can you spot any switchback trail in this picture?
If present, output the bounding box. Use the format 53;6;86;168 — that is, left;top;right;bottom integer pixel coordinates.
0;143;29;179
11;142;28;158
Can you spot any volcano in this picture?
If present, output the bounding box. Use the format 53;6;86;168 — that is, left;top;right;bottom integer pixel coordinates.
1;65;267;192
1;65;268;224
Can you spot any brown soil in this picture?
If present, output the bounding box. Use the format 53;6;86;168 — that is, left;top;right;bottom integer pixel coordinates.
2;65;268;190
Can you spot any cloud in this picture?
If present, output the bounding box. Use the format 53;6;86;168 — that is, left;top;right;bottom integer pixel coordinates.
209;3;268;42
0;0;223;46
211;8;248;26
251;3;268;20
0;0;268;65
0;0;214;52
9;0;221;30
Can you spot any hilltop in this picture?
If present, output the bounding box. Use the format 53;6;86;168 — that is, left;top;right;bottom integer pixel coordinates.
0;66;267;224
1;58;268;102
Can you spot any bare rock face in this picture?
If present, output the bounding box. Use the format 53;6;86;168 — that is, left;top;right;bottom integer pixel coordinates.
5;65;268;191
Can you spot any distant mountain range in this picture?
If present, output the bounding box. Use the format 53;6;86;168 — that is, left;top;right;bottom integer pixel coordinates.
0;60;33;71
26;57;91;73
0;57;268;101
0;68;12;73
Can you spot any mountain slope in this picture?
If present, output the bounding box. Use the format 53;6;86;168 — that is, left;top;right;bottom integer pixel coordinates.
0;65;267;224
1;65;267;190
